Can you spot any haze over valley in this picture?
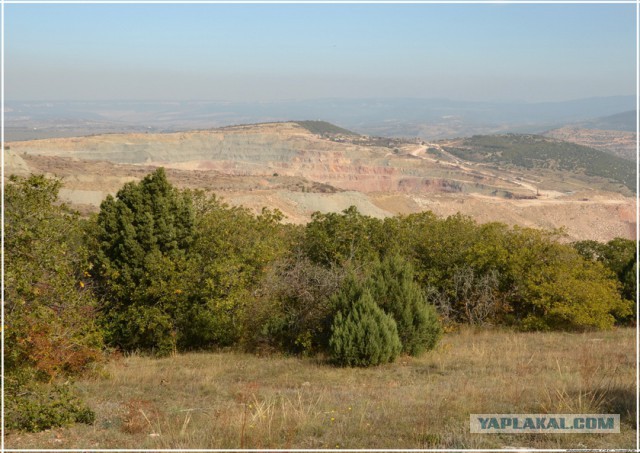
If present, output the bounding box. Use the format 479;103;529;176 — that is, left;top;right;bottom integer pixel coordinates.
5;96;636;141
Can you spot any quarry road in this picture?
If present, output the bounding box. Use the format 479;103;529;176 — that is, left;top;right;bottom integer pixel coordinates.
424;142;573;199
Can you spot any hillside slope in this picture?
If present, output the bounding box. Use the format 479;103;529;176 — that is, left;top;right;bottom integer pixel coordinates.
543;127;636;161
442;134;635;192
578;110;637;132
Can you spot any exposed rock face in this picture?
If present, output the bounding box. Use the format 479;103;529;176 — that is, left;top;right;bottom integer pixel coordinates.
4;150;30;176
8;123;310;164
6;123;529;196
6;122;636;242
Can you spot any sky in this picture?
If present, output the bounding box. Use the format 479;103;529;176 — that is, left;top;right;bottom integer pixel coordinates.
5;3;637;103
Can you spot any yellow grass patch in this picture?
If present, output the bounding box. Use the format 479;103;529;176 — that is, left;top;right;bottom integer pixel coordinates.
6;327;636;449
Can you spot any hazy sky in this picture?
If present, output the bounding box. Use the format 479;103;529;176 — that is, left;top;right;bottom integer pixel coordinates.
5;3;637;102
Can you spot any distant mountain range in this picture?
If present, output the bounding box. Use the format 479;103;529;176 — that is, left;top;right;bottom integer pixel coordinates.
5;95;635;141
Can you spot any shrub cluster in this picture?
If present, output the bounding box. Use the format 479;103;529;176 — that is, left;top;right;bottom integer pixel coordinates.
5;370;95;432
369;255;441;356
573;238;637;322
5;175;102;432
7;169;634;430
330;288;401;367
328;258;441;367
92;170;290;354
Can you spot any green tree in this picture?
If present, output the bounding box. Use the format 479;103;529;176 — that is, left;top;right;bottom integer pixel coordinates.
93;168;195;353
397;212;480;290
94;172;291;353
572;239;606;262
329;288;401;367
369;255;441;355
185;193;290;348
573;237;636;322
506;228;630;330
302;206;388;267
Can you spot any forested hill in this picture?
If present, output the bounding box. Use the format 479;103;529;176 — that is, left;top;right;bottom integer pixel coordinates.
443;134;636;192
294;120;358;136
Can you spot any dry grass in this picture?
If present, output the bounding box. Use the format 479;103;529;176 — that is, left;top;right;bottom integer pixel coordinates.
6;327;636;450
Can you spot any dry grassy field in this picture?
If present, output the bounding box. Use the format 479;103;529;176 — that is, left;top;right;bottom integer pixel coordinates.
6;327;636;450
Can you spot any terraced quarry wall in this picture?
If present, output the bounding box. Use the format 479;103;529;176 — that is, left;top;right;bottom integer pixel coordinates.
6;122;636;242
